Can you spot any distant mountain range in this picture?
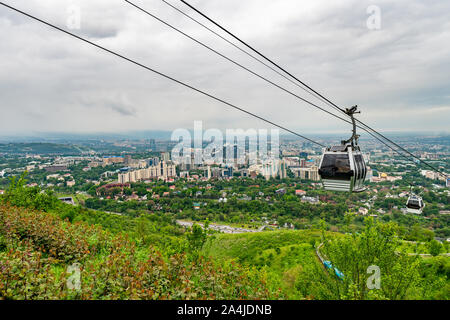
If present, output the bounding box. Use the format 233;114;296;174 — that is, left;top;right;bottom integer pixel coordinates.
0;131;173;143
0;143;88;155
0;130;448;143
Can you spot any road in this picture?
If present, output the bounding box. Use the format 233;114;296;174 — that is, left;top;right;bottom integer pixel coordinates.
176;220;267;234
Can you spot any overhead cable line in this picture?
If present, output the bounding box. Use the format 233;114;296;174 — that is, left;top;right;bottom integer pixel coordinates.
162;0;420;158
354;120;448;178
179;0;346;115
128;0;430;175
161;1;396;140
161;0;423;163
135;1;426;175
160;0;328;106
178;0;448;178
124;0;353;127
0;1;325;148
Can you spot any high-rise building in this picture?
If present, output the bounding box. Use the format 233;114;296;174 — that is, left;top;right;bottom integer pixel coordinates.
211;167;222;178
118;173;127;184
279;159;288;179
149;139;156;151
292;166;320;181
124;155;132;165
222;144;239;166
103;156;124;165
261;160;280;180
138;160;147;169
300;159;306;168
160;161;177;179
365;166;373;181
118;161;176;183
222;166;233;178
161;152;170;163
148;157;159;167
204;166;212;180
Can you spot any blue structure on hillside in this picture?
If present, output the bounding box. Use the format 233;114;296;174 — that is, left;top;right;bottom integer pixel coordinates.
323;260;344;281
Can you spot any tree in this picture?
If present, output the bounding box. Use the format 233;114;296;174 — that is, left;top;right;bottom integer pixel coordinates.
136;217;150;242
297;217;426;300
344;211;355;232
186;223;207;254
2;172;58;212
429;240;442;257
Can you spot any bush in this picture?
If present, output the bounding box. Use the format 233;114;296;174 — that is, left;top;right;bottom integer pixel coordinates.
0;204;272;300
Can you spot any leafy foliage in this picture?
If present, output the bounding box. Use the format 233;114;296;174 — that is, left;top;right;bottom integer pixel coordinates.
0;204;272;300
0;174;447;300
295;217;449;300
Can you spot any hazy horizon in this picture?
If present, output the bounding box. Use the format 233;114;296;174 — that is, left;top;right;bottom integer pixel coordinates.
0;129;449;144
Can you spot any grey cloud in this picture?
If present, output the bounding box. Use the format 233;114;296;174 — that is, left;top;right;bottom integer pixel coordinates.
108;101;136;116
0;0;449;135
77;93;137;116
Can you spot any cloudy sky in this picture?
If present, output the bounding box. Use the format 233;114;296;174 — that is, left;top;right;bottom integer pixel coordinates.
0;0;449;138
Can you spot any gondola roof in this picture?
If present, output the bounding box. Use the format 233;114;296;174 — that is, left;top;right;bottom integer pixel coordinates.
329;145;349;152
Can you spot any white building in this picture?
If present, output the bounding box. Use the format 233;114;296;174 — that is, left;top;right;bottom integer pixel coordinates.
118;161;176;183
358;207;369;216
291;166;320;181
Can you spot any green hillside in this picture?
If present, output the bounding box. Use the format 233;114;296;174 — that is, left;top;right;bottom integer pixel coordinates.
0;143;86;155
202;230;336;299
202;229;324;263
0;178;448;300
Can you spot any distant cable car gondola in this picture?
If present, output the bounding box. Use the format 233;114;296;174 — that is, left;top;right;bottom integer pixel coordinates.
406;192;425;214
318;106;367;192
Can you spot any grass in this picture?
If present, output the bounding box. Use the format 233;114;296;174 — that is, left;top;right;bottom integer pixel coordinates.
256;243;320;298
202;229;330;264
202;229;336;299
255;243;316;271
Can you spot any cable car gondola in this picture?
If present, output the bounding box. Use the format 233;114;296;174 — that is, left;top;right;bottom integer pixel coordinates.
318;106;367;192
406;193;425;214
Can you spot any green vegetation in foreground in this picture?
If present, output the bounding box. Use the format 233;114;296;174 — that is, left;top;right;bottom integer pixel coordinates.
0;173;448;300
203;229;327;263
0;177;272;300
308;220;450;300
202;230;330;299
398;240;450;255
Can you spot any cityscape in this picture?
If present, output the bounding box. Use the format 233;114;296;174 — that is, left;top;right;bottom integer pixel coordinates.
0;0;449;310
1;134;448;236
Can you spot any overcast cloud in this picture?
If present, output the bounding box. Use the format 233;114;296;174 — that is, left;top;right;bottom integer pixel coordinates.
0;0;449;137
